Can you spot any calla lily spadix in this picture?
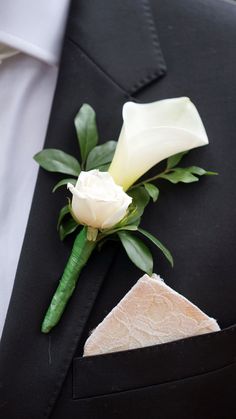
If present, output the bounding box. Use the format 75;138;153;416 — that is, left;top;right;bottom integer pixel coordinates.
109;97;209;191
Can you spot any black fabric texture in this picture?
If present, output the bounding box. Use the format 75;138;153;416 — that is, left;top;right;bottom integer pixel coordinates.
1;0;236;418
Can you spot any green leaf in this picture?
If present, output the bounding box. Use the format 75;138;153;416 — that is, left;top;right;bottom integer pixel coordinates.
118;231;153;276
126;186;150;225
167;151;189;169
74;103;98;165
115;186;150;229
160;165;217;184
57;205;70;230
52;178;76;193
34;149;81;177
59;218;79;241
186;166;218;176
138;228;174;267
144;183;159;202
86;141;117;170
98;163;111;172
160;168;199;184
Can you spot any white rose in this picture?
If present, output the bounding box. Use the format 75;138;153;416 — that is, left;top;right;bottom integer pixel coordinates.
109;97;209;191
67;170;132;229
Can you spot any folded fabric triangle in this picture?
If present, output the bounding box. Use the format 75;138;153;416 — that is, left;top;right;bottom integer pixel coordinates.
83;274;220;356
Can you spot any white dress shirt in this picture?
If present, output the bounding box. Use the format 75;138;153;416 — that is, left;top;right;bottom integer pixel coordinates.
0;0;70;338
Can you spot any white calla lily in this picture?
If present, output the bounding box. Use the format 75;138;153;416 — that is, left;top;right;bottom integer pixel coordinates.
109;97;209;191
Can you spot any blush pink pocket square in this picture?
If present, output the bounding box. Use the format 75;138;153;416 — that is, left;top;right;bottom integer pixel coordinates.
83;274;220;356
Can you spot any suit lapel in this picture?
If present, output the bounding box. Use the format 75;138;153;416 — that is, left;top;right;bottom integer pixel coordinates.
0;1;166;418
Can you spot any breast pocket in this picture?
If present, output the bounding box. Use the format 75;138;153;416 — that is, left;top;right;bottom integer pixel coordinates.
73;324;236;400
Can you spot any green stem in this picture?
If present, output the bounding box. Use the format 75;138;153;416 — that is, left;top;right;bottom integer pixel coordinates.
129;169;170;190
41;227;96;333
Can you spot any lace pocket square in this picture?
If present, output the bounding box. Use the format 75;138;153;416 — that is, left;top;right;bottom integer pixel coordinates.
83;274;220;356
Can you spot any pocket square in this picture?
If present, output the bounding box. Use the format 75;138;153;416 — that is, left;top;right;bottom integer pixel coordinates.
83;274;220;356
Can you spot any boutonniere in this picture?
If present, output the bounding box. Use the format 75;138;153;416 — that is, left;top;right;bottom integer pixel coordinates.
34;97;216;333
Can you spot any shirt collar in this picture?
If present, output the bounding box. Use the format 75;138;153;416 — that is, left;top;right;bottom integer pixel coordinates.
0;0;70;65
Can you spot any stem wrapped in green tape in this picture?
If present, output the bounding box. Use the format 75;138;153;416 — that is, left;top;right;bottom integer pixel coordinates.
41;227;96;333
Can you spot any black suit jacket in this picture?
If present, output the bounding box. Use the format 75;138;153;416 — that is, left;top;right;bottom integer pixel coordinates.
1;0;236;418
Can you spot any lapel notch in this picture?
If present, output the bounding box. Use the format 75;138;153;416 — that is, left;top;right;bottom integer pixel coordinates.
68;0;167;95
